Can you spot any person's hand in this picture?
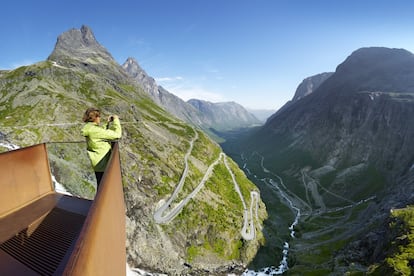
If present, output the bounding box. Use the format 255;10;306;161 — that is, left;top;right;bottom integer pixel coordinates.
108;115;118;122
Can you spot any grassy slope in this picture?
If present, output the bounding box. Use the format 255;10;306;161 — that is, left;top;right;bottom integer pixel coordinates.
367;206;414;275
0;61;268;272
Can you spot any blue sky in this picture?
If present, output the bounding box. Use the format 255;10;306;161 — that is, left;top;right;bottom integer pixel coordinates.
2;1;414;110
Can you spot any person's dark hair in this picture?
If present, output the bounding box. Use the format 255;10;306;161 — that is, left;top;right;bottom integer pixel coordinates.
83;107;100;122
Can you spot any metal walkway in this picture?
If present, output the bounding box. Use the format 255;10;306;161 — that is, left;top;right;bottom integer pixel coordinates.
0;143;126;275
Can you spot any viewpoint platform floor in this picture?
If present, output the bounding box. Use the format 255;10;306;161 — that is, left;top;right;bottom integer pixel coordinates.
0;193;92;275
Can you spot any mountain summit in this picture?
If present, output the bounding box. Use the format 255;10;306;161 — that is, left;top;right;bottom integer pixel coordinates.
333;47;414;92
48;25;114;63
122;57;159;98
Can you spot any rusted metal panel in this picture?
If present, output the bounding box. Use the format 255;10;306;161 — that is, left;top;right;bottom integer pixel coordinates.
63;143;126;276
0;142;126;275
0;144;54;218
0;193;61;244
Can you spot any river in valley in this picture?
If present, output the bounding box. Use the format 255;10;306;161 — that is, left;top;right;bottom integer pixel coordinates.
241;153;302;275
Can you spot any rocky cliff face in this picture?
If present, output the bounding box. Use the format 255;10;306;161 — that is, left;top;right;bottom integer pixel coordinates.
291;72;333;101
235;47;414;273
268;72;333;121
48;25;128;81
263;47;414;175
122;57;159;100
0;25;267;274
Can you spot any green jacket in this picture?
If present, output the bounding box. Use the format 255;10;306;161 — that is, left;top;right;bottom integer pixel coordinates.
81;118;122;172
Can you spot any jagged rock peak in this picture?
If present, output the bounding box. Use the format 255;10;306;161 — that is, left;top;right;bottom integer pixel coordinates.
122;57;156;83
79;25;98;46
122;57;147;78
122;57;158;98
123;57;139;68
292;72;333;102
48;25;114;62
267;72;333;121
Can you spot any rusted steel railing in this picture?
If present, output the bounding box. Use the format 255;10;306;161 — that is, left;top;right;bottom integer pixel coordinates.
63;142;126;275
0;142;126;275
0;144;54;219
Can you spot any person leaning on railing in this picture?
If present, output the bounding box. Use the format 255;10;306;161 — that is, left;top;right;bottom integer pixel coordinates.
81;107;122;188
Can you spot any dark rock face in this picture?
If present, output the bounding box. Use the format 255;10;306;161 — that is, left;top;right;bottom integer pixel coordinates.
332;47;414;93
292;72;334;102
122;57;159;101
262;47;414;176
268;72;333;121
241;47;414;272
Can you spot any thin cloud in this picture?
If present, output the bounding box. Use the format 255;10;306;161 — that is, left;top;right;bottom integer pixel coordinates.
165;84;226;103
156;74;226;102
155;76;183;82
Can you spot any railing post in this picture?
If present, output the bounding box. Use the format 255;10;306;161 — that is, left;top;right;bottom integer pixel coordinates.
63;142;126;275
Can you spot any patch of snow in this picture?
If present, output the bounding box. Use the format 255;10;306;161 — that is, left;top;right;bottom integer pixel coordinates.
0;142;19;150
127;264;167;276
52;175;72;195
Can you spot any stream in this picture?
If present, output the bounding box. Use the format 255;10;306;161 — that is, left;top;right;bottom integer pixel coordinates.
241;154;301;275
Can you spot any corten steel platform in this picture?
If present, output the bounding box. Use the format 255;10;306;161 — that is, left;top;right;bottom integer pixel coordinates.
0;143;126;275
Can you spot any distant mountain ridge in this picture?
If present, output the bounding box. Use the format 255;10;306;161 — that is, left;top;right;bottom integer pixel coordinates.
122;57;205;128
246;108;275;122
122;57;261;134
188;99;261;130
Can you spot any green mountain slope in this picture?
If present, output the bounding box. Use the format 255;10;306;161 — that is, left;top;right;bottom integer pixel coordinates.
0;25;267;274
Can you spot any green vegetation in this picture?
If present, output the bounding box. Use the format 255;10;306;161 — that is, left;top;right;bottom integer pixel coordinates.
0;51;267;273
187;245;200;262
235;140;392;274
47;143;96;199
368;206;414;275
174;199;244;262
162;151;264;263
